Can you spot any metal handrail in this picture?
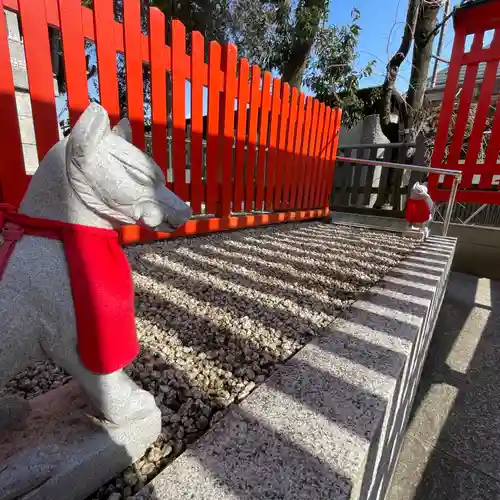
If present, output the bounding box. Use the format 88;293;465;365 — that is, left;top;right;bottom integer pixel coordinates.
337;142;416;150
336;155;463;237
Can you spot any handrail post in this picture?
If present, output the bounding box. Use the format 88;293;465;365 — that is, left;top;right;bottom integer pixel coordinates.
442;174;461;237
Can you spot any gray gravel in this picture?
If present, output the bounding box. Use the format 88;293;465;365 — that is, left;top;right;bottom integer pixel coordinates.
3;222;417;499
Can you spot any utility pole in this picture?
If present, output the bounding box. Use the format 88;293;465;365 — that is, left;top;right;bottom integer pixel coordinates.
431;0;452;87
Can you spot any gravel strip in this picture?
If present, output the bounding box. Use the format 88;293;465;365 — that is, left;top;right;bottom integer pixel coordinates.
3;222;418;499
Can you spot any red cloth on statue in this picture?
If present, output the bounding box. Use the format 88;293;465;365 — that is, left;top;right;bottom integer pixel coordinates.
405;198;431;224
0;204;139;374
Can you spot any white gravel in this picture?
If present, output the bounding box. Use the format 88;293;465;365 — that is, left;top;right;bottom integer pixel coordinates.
3;222;417;499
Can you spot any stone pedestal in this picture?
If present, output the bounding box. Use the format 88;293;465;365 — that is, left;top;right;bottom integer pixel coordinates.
0;382;161;500
403;224;430;241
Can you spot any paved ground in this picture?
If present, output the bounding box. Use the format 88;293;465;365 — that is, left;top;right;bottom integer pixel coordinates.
387;272;500;500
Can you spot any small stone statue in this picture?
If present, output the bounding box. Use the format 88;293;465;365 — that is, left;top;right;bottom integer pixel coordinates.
404;181;433;241
0;103;192;429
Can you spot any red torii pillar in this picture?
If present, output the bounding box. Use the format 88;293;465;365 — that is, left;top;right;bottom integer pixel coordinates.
429;0;500;205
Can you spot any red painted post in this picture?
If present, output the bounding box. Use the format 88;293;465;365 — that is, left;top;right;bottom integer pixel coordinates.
274;82;290;209
233;58;250;213
281;87;298;209
149;7;168;179
289;92;306;209
265;78;281;211
19;0;60;161
255;71;272;211
316;107;333;208
94;0;120;125
309;103;326;208
206;41;222;214
57;0;89;126
296;96;314;208
302;99;320;208
171;20;188;200
245;65;261;213
219;43;238;217
322;108;342;207
190;31;205;214
0;0;28;206
123;0;145;151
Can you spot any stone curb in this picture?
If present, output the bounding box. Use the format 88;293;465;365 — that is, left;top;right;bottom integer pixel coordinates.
135;235;456;500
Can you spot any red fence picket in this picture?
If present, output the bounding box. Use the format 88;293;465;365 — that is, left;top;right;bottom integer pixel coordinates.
149;7;169;178
0;0;341;243
190;31;204;215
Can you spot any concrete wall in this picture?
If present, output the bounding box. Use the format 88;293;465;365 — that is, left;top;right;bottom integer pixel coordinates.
337;115;391;207
431;222;500;281
339;114;390;148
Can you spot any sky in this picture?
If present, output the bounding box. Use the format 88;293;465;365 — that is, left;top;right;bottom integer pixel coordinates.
330;0;464;92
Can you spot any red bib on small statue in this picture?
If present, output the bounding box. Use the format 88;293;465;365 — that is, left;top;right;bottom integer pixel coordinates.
405;198;431;224
0;204;139;374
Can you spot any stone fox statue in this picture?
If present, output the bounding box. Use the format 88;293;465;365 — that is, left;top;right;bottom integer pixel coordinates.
405;181;434;240
0;103;192;428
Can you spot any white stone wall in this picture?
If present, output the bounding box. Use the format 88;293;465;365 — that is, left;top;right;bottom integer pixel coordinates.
5;10;61;175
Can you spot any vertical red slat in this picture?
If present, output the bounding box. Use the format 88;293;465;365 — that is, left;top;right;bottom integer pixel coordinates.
57;0;88;126
149;7;168;178
0;0;28;205
428;28;466;196
19;0;59;161
274;82;290;209
302;99;320;208
477;34;500;188
443;32;484;189
233;58;250;212
255;72;272;211
281;87;298;209
264;78;281;211
219;43;238;217
323;108;342;207
206;41;222;214
315;107;332;208
483;97;500;188
296;96;314;208
309;103;326;208
123;0;145;151
171;20;188;200
289;92;306;208
244;65;261;212
94;0;120;125
190;31;205;214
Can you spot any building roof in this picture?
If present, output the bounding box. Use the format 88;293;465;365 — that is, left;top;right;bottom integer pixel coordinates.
432;58;500;89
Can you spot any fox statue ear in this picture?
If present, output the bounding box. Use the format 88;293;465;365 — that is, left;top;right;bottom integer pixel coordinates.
65;103;132;223
66;103;110;171
112;118;133;143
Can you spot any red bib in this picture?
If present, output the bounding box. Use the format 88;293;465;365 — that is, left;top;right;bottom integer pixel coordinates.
0;204;139;374
405;198;431;224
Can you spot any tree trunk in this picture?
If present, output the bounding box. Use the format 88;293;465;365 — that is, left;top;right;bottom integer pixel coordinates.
406;2;441;114
380;0;422;142
280;0;326;89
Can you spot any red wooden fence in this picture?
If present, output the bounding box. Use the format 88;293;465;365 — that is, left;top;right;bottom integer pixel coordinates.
429;0;500;204
0;0;341;244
